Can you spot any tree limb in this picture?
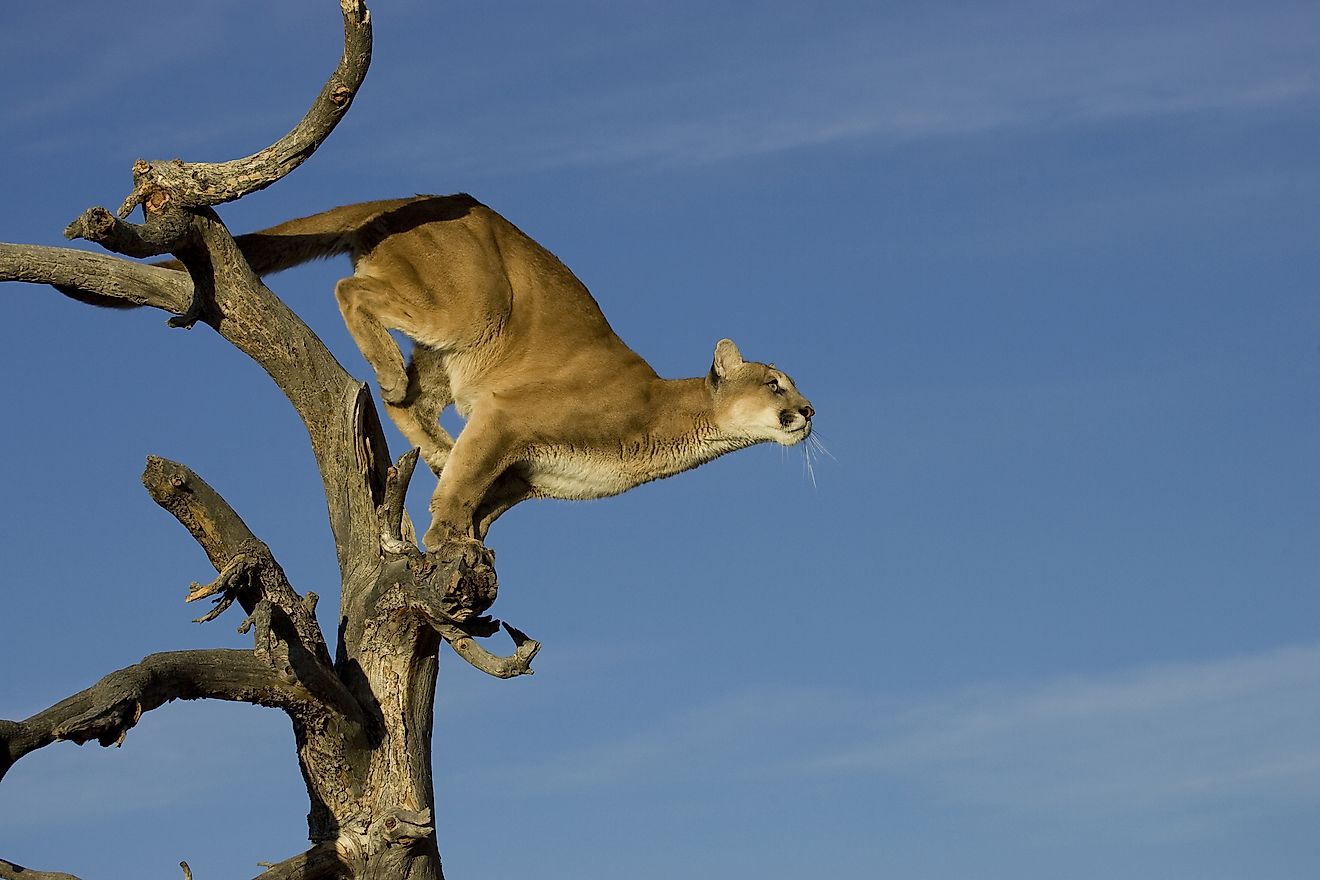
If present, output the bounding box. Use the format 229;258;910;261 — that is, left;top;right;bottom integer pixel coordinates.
148;208;392;575
0;858;83;880
116;0;372;219
0;650;328;782
140;457;370;727
0;843;349;880
142;457;331;663
61;0;372;265
1;0;393;576
255;843;348;880
0;243;190;312
441;623;541;679
378;449;420;553
23;0;389;574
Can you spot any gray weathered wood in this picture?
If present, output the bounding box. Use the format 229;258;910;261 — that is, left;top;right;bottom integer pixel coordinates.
0;2;539;877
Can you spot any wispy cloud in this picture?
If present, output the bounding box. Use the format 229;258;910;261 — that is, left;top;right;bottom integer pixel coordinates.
815;643;1320;818
368;1;1319;173
463;641;1320;837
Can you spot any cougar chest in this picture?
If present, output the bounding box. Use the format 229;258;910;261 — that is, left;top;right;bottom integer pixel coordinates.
514;446;648;500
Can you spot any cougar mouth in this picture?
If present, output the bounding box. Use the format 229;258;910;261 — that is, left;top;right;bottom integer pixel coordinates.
778;409;813;442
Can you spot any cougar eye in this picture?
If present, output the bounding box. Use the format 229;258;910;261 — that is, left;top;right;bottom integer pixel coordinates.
766;378;782;393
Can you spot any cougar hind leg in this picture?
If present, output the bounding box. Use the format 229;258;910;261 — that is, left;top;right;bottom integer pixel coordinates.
334;275;411;404
383;344;456;475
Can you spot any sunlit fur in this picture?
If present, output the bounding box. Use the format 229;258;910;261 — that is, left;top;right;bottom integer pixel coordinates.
209;196;815;546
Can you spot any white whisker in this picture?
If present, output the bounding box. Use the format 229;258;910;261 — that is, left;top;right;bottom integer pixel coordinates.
808;432;837;462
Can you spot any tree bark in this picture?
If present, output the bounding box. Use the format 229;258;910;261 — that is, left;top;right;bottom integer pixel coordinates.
0;2;538;877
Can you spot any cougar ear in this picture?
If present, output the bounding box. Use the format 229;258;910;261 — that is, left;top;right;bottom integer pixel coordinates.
711;338;744;381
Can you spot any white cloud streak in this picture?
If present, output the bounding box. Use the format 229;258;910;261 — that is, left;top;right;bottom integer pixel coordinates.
467;641;1320;836
816;643;1320;817
375;1;1319;173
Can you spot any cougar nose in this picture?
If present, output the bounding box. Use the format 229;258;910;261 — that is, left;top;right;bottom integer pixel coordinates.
801;405;814;420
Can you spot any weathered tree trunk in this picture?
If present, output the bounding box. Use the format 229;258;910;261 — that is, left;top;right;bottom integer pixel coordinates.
0;3;537;878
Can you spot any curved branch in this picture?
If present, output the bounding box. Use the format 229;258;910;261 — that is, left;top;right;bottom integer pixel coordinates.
3;0;390;576
38;0;391;575
58;1;370;269
441;623;540;679
117;0;372;218
0;650;326;782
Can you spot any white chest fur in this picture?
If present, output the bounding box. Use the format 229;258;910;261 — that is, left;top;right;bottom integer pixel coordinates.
517;448;641;500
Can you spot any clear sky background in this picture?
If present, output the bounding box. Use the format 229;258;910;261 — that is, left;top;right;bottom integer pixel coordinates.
1;1;1317;878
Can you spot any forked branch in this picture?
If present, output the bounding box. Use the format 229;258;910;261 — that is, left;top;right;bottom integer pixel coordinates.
142;457;329;659
141;457;367;724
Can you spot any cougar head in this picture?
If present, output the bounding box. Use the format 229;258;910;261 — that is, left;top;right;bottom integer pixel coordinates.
708;338;813;445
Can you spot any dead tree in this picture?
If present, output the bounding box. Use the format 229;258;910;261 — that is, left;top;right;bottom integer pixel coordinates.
0;3;539;877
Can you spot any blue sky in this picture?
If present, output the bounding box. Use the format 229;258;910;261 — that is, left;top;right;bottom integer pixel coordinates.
1;1;1318;877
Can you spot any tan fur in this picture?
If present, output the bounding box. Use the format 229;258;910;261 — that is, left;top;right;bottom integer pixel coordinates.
228;194;814;547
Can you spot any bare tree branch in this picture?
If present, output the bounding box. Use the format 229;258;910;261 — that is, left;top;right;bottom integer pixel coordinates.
0;243;190;311
3;0;390;574
441;623;541;679
378;449;421;553
155;209;392;573
34;0;391;577
116;0;372;219
0;3;539;876
62;204;193;260
0;649;327;781
140;457;371;727
0;843;349;880
142;457;331;660
253;843;348;880
0;858;83;880
61;0;372;266
2;41;390;577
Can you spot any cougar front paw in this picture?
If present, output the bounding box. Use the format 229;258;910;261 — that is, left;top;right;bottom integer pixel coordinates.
423;526;489;565
422;520;464;553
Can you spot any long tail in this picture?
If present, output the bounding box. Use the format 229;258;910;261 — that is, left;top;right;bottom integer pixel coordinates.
162;196;436;276
228;196;431;275
57;194;479;307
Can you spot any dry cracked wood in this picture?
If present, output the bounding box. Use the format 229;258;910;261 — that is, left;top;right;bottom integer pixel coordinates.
0;2;539;878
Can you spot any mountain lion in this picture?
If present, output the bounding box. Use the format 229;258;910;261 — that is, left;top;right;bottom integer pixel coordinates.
179;195;814;548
